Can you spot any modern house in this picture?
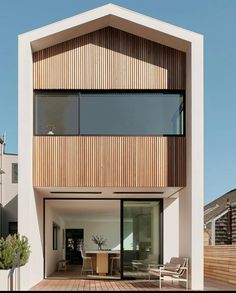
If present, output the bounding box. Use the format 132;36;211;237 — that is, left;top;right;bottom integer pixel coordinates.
18;4;204;290
0;137;18;237
204;189;236;245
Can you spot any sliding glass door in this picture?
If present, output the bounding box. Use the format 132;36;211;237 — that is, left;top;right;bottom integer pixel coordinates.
122;200;162;279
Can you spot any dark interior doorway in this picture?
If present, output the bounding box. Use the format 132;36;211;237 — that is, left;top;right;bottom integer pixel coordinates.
66;229;84;265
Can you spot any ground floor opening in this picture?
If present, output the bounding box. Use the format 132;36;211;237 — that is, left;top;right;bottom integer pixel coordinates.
44;199;162;280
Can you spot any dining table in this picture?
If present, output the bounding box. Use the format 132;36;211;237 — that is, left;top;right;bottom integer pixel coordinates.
85;250;120;275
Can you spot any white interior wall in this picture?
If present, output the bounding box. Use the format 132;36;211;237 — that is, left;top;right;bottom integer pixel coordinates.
65;219;120;251
45;204;65;277
151;205;160;258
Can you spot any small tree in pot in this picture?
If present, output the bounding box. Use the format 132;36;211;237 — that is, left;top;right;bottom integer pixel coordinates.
0;234;31;290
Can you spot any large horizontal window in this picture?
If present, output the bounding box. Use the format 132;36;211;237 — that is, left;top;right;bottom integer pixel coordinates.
80;93;183;135
34;91;184;135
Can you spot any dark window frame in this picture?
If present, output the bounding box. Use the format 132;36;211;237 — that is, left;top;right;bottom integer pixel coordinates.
12;163;18;184
34;90;185;136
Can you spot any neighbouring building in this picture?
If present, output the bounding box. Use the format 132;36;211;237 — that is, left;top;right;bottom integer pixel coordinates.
204;189;236;245
18;4;204;290
0;137;18;237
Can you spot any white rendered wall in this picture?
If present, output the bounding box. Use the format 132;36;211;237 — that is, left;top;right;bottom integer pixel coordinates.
18;37;44;290
65;219;120;251
2;153;18;236
0;143;2;205
190;39;204;289
0;144;18;237
45;205;65;277
163;197;179;262
2;153;18;207
178;40;204;290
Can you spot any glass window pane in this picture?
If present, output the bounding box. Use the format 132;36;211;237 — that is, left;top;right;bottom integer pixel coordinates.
8;222;18;235
12;163;18;183
35;94;79;135
80;93;184;135
122;201;161;279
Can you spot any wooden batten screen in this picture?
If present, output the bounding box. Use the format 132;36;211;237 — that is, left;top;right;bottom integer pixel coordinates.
33;136;186;187
33;27;186;90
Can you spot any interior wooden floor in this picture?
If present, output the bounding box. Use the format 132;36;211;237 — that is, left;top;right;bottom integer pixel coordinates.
47;265;120;280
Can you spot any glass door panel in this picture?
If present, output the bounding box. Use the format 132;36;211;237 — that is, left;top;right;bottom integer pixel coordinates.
122;201;161;279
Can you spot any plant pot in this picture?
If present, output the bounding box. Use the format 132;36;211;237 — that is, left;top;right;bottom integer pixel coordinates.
0;269;11;291
0;269;20;291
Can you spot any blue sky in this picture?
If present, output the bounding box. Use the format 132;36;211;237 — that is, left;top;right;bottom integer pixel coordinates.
0;0;236;204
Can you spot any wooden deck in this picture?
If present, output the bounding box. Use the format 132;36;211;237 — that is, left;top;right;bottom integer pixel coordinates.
30;279;184;291
30;278;236;291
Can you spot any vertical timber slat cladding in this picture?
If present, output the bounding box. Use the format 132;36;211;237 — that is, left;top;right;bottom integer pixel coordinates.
33;136;186;187
33;27;186;90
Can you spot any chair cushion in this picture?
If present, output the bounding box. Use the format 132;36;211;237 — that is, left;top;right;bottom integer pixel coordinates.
169;257;186;266
164;262;181;272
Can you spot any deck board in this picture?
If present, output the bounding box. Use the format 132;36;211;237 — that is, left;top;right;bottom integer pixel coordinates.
30;279;185;291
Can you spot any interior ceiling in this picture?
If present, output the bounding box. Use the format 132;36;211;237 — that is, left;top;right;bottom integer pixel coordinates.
46;199;161;221
47;200;120;220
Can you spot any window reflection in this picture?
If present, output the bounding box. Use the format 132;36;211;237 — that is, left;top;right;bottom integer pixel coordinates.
35;94;79;135
34;92;184;135
123;201;161;279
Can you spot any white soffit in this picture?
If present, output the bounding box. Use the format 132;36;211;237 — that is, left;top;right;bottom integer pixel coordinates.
18;3;203;53
34;186;182;199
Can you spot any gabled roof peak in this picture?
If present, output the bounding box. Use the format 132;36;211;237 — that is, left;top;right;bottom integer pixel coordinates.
19;3;203;53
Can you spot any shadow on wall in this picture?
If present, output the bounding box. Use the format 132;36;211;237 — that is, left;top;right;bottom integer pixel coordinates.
167;136;186;187
34;191;44;255
34;26;186;89
2;195;18;237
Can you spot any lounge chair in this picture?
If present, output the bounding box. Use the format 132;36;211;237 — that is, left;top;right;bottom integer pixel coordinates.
148;257;189;289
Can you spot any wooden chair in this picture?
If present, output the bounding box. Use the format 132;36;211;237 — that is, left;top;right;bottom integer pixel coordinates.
148;257;189;289
80;248;94;275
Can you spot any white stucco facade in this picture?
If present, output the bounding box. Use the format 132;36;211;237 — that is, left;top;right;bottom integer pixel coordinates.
18;4;204;290
0;140;18;237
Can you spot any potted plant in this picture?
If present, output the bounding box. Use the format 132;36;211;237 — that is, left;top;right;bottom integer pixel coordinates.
92;234;107;250
0;234;31;291
46;124;56;135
